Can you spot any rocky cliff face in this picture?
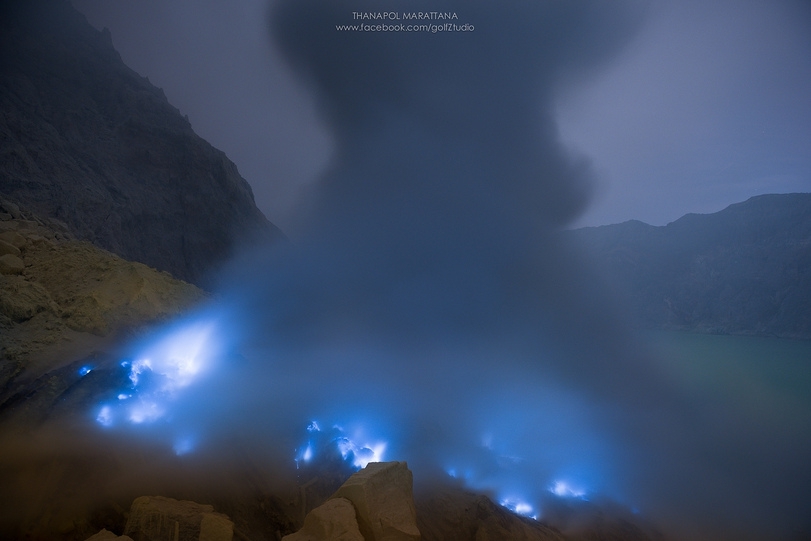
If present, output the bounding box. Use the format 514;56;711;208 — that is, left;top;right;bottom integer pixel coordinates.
569;193;811;339
0;0;284;287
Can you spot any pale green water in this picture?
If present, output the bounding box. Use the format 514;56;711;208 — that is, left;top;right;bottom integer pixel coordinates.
634;331;811;540
640;330;811;453
643;331;811;403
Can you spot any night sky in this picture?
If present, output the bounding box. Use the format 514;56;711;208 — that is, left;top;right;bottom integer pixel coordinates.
71;0;811;233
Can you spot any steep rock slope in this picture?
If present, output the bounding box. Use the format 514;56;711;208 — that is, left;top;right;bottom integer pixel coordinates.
0;197;207;425
0;0;283;287
568;193;811;338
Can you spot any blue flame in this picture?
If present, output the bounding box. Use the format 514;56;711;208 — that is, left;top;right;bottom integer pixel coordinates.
295;421;388;470
550;480;587;499
500;497;538;519
96;405;113;427
92;311;229;452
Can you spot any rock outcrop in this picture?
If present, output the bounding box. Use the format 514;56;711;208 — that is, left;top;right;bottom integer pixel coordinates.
283;498;364;541
0;0;284;287
85;529;134;541
415;485;565;541
123;496;233;541
0;199;205;365
0;198;206;426
285;461;421;541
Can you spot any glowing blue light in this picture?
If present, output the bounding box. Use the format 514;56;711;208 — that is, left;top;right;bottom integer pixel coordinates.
78;366;92;376
337;437;387;469
128;399;164;424
129;358;152;386
500;497;537;519
550;480;586;499
96;405;113;427
295;442;315;469
173;437;196;456
95;317;223;430
295;422;388;470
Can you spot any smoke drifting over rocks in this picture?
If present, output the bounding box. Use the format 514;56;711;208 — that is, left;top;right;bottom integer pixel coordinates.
203;0;811;539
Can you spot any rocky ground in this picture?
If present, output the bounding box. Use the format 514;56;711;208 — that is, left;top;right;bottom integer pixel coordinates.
0;197;206;411
0;196;665;541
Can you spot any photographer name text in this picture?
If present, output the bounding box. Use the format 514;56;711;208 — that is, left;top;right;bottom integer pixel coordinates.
352;11;458;21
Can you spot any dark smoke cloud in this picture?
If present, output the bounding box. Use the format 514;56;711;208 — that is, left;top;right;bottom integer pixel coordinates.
212;1;807;539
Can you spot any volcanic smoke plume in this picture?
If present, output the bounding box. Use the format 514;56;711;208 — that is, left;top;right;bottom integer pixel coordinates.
213;1;810;539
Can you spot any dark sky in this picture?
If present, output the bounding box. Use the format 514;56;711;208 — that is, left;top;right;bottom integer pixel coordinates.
71;0;811;232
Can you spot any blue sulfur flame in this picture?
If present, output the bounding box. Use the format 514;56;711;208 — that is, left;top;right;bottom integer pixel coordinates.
500;497;538;520
92;312;229;454
550;480;587;499
96;405;113;427
296;421;387;470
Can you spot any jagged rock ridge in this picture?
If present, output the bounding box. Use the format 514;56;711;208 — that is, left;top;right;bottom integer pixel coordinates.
568;193;811;339
0;0;284;287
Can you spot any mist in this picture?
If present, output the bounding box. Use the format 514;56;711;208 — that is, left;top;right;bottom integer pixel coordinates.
3;1;810;540
205;1;808;538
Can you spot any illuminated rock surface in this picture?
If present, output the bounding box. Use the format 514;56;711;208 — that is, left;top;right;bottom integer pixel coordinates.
282;498;364;541
0;203;206;426
85;529;134;541
123;496;233;541
330;461;420;541
287;461;420;541
415;485;565;541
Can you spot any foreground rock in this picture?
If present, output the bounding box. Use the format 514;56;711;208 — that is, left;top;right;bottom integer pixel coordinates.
124;496;233;541
285;461;420;541
283;498;364;541
85;529;134;541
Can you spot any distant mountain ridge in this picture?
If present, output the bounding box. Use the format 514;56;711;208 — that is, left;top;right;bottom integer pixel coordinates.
569;193;811;339
0;0;284;287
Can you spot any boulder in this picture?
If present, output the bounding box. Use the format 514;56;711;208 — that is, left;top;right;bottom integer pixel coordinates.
85;528;134;541
282;498;364;541
0;231;27;249
331;462;420;541
0;239;21;256
0;253;24;275
123;496;233;541
0;275;55;322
